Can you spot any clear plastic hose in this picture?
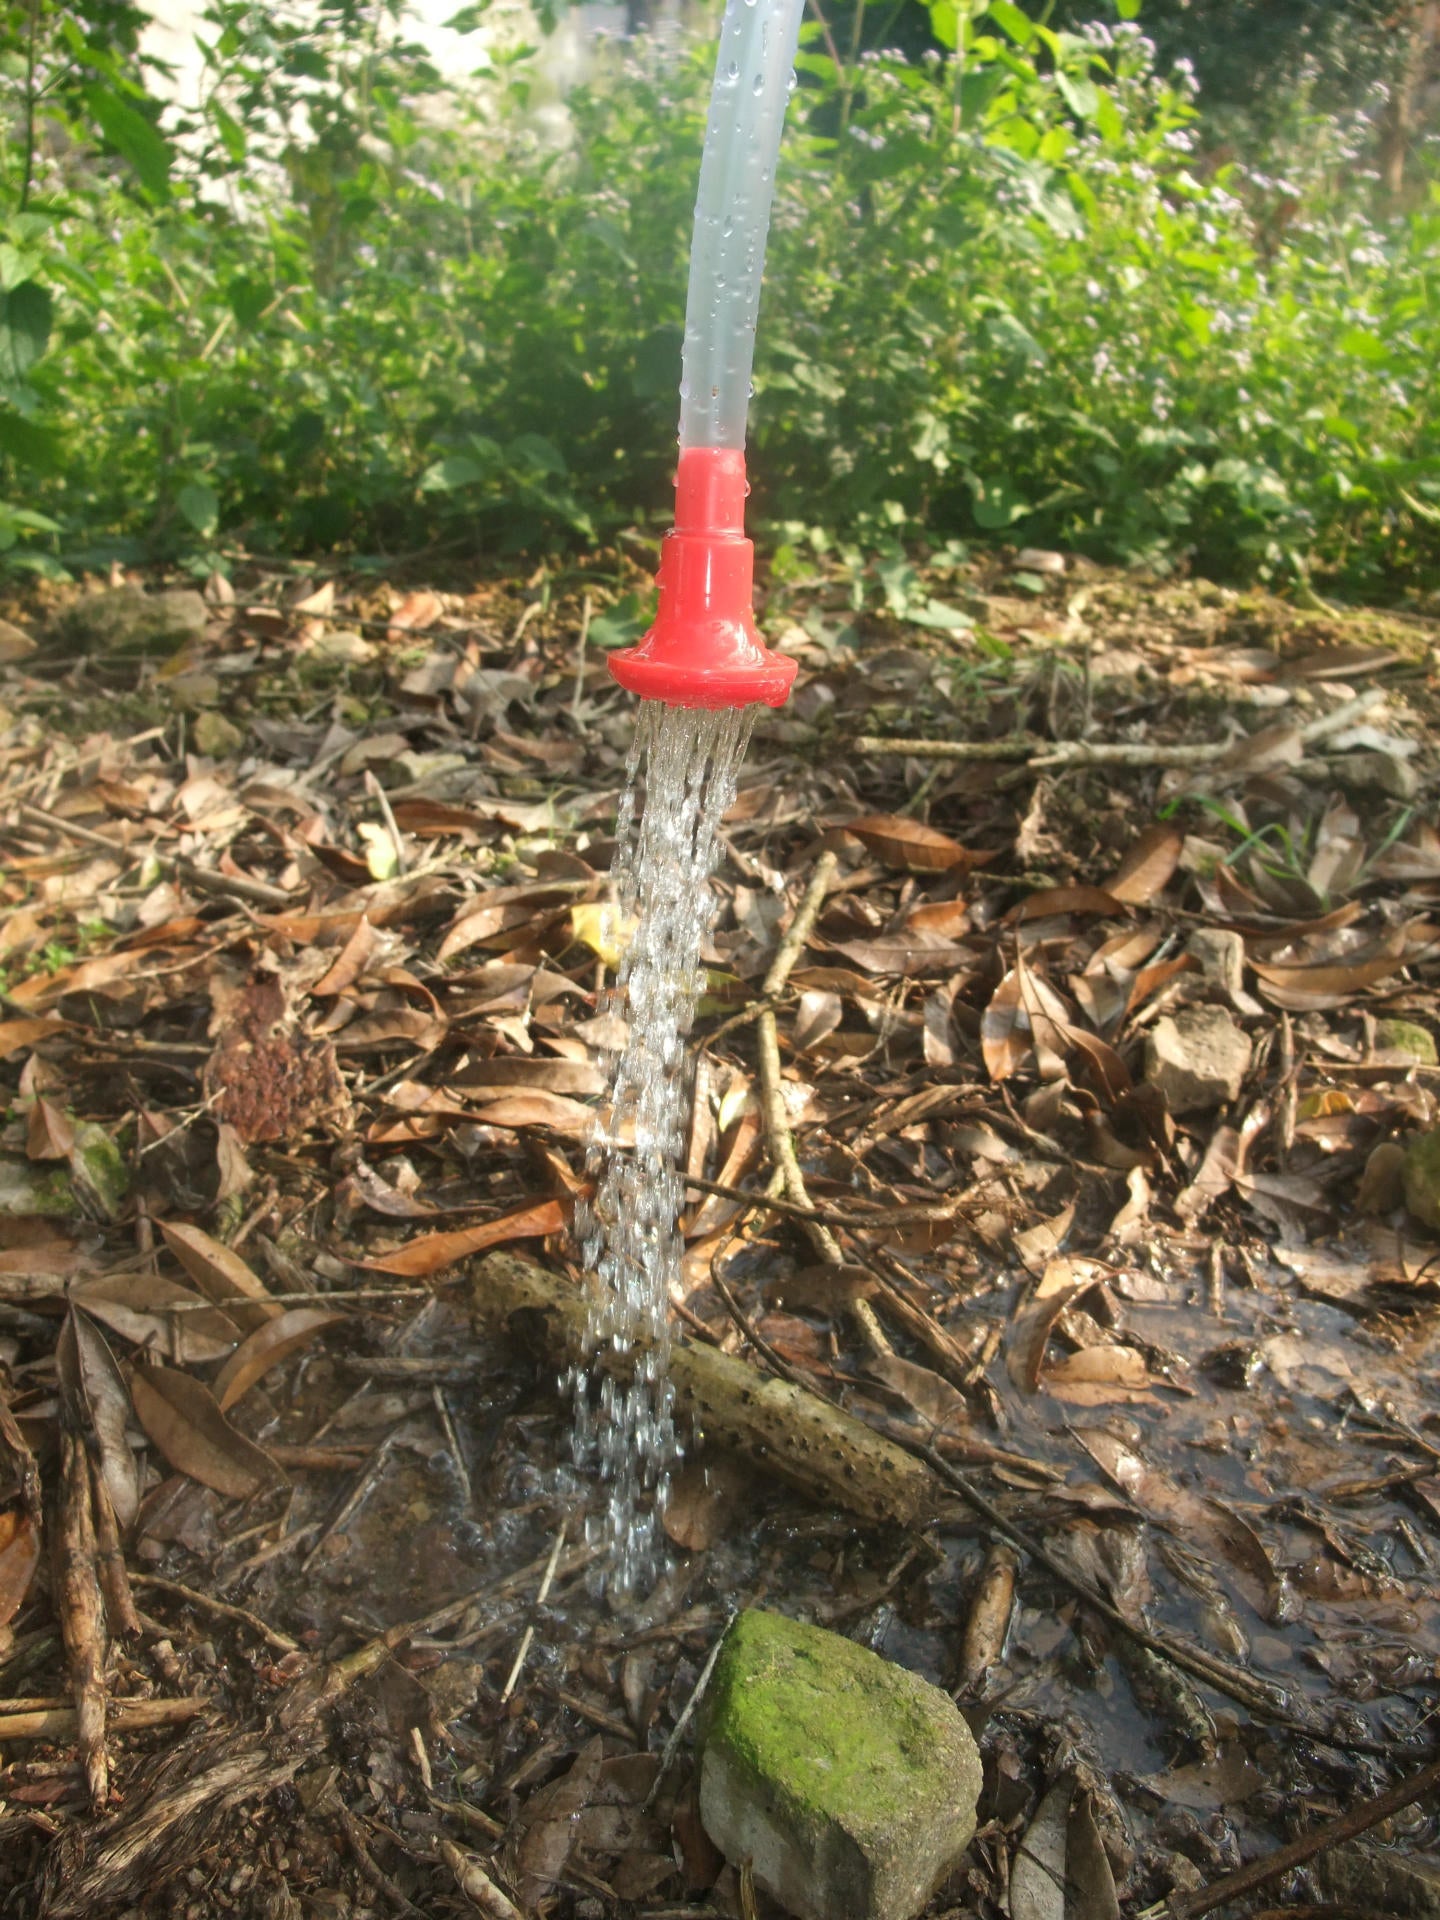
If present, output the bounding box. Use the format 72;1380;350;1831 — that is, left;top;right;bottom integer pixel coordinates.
678;0;805;451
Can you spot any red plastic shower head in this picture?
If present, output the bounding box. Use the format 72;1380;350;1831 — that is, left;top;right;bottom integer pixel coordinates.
607;447;797;710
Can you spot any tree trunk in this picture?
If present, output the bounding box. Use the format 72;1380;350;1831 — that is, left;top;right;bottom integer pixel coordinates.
1379;0;1440;201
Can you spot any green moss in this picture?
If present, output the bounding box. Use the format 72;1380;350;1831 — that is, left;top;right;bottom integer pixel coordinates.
71;1123;129;1220
704;1611;952;1836
1377;1019;1438;1067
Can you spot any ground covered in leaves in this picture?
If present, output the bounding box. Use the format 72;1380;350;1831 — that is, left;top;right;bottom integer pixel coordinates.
0;545;1439;1920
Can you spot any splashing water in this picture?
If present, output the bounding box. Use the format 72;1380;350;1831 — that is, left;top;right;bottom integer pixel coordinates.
571;704;753;1598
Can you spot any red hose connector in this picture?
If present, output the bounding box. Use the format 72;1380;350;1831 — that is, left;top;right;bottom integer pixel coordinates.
607;447;797;710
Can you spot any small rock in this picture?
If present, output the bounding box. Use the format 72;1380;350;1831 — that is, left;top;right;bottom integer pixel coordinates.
193;711;245;757
699;1610;981;1920
1014;548;1066;575
1334;749;1419;802
308;627;375;666
57;586;207;656
1403;1129;1440;1231
1185;928;1246;999
1145;1008;1251;1115
0;616;36;662
1357;1141;1408;1215
1375;1018;1438;1066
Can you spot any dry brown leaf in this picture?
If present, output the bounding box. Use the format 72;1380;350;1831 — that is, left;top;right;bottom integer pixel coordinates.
867;1351;970;1429
74;1273;243;1365
474;1092;595;1137
215;1307;348;1412
1044;1345;1155;1403
1005;1258;1108;1393
0;1509;41;1627
1249;950;1405;1009
387;589;443;635
1013;1203;1075;1276
1175;1125;1241;1222
1009;885;1127;922
365;1197;567;1278
1010;1775;1069;1920
128;1363;286;1499
1075;1427;1289;1622
0;1017;67;1058
333;1007;446;1052
981;969;1028;1083
830;931;973;977
1107;826;1183;905
842;814;975;872
515;1737;606;1909
159;1221;281;1328
57;1308;140;1528
311;916;379;997
906;899;971;938
1067;1790;1121;1920
457;1057;607;1098
662;1457;750;1550
26;1097;75;1161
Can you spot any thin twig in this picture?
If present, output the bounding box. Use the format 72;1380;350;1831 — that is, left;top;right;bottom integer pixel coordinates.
763;849;838;997
681;1170;967;1229
17;804;298;909
130;1574;299;1653
853;689;1388;770
499;1521;567;1703
642;1612;735;1812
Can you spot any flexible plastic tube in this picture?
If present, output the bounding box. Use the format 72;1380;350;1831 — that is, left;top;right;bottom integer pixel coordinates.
678;0;806;451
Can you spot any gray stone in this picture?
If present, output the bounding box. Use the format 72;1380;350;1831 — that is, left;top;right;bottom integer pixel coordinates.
57;586;208;657
1185;928;1246;999
1335;749;1420;802
699;1610;981;1920
1145;1007;1251;1114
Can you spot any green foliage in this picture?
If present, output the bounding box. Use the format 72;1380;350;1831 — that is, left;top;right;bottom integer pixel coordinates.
0;0;1435;592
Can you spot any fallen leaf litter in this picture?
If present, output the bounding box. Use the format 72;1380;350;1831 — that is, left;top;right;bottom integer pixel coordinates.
0;555;1437;1916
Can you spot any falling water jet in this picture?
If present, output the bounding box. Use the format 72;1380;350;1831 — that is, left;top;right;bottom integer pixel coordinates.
570;0;806;1597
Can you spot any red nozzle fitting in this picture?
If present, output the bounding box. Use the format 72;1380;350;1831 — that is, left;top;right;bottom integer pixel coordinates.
608;447;797;710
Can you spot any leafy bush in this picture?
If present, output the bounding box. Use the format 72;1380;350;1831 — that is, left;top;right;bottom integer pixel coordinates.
1;0;1436;592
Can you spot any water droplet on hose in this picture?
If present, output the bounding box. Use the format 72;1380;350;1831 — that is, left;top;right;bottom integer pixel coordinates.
751;71;764;94
679;378;691;398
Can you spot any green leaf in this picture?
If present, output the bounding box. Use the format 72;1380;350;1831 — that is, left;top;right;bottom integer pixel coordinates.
0;245;38;293
927;0;959;50
420;454;487;493
985;0;1034;46
1115;0;1140;16
82;84;173;198
228;276;272;330
211;102;247;165
905;598;975;633
1055;71;1100;120
589;590;654;650
178;480;220;537
0;282;53;383
1338;326;1389;364
0;407;61;472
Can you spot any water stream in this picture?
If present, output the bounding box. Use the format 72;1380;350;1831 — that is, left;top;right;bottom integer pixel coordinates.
572;704;754;1597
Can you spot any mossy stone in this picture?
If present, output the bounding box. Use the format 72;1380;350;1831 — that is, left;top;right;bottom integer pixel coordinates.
1404;1129;1440;1232
699;1610;981;1920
